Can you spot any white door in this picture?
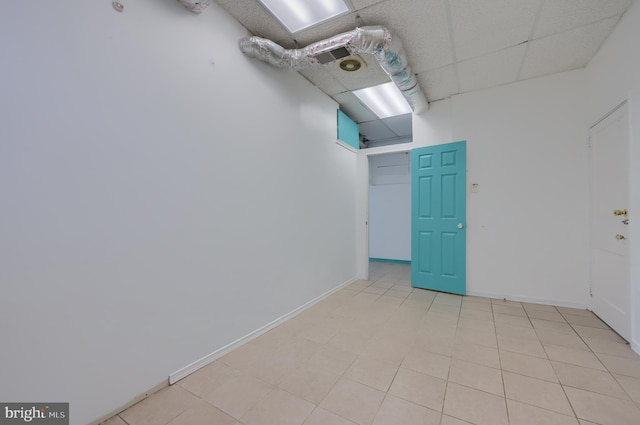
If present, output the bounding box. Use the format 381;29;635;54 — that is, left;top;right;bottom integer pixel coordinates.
590;102;631;341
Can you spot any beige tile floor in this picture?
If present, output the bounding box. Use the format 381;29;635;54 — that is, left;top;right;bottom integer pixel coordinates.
105;263;640;425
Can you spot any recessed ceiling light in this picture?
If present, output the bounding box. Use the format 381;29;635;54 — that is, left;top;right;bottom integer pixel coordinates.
353;82;412;119
257;0;350;34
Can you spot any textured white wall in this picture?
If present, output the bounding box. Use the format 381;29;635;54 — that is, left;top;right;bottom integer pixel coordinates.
0;1;357;423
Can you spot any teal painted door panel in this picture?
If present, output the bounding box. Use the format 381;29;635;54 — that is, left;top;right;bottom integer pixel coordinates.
411;141;466;295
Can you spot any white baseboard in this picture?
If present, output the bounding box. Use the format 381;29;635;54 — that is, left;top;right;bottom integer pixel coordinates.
168;276;358;385
93;276;358;424
90;380;167;425
466;290;588;310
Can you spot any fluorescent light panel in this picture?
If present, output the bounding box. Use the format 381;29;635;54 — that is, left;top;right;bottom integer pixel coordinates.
258;0;350;33
353;82;412;119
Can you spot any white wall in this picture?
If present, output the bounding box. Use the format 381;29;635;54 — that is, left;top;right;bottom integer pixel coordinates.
585;1;640;352
451;72;590;306
0;1;357;424
361;70;591;307
369;184;411;261
412;98;454;146
368;153;411;261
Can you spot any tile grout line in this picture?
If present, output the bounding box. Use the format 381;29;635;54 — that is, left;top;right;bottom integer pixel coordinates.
532;305;585;421
492;299;511;425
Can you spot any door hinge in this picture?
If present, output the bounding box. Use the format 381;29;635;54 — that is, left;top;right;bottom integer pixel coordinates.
589;284;593;296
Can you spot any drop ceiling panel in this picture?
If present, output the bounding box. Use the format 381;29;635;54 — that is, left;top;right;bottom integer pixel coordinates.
360;120;398;140
214;0;289;41
449;0;541;61
350;0;385;8
278;13;361;47
357;0;454;72
324;54;390;91
381;114;412;137
299;67;347;96
520;16;619;80
534;0;633;38
332;92;379;122
458;44;526;93
216;0;634;146
418;65;459;102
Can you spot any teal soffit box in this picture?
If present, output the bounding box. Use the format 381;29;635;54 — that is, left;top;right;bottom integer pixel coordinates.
337;109;359;151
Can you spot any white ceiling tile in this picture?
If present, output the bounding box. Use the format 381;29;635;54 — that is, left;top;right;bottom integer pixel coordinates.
534;0;633;38
332;92;379;122
350;0;385;8
359;120;398;140
214;0;291;41
358;0;454;72
381;114;413;137
449;0;542;60
417;64;459;102
221;0;633;145
520;16;619;80
458;44;526;93
285;12;361;47
299;67;347;95
324;54;391;91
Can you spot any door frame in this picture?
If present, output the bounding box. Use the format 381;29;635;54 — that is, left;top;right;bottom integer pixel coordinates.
630;90;640;354
588;100;632;340
356;141;467;285
356;144;415;280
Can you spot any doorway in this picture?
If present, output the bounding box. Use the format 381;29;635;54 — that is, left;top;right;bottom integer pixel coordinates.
368;152;411;264
589;101;631;341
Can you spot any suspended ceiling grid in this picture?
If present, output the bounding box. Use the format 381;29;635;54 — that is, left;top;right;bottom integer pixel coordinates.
213;0;634;137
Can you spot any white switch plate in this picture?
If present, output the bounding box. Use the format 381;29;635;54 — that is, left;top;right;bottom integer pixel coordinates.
471;183;479;193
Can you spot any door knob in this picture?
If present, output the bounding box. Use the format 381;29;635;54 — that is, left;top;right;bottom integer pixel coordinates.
613;209;628;217
457;223;464;229
616;234;626;240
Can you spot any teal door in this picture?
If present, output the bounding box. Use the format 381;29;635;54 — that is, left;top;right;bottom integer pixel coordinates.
411;141;466;295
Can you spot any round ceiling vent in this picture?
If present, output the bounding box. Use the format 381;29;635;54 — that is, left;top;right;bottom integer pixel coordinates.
339;58;363;72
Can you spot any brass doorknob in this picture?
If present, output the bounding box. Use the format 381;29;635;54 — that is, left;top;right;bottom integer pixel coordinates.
616;234;626;240
613;209;628;216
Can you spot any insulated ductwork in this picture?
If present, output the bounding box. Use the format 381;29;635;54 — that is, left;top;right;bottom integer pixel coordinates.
176;0;210;14
239;26;428;114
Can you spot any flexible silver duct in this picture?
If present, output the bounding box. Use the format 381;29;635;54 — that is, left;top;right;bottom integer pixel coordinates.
177;0;210;14
239;26;428;114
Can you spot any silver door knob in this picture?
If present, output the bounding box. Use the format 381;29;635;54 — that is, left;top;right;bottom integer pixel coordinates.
457;223;464;229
